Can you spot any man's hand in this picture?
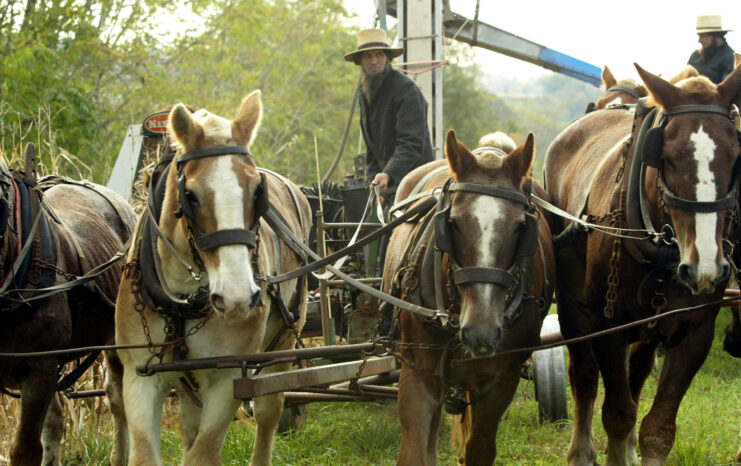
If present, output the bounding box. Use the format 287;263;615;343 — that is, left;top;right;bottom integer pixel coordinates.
371;172;391;196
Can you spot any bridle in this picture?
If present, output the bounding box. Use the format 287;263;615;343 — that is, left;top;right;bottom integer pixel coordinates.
639;104;741;218
607;85;642;101
432;175;540;323
173;145;268;255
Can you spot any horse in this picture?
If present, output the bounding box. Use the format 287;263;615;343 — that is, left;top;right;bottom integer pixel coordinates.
107;90;311;466
543;62;741;465
383;130;555;465
0;154;136;465
595;65;647;109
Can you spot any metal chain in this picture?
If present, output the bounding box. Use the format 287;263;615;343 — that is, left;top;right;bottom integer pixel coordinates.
123;260;158;355
603;188;626;319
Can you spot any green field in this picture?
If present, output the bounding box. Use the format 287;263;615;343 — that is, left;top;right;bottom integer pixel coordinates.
1;311;738;465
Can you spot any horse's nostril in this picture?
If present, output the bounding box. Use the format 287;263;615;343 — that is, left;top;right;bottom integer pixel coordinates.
677;262;694;283
715;262;730;286
249;289;262;309
491;326;503;347
210;293;226;313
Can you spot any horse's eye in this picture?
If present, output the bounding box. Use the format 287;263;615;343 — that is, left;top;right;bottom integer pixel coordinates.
448;217;460;233
664;156;675;170
184;191;199;205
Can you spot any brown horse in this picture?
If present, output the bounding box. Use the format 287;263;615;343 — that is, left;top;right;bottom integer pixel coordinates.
595;65;647;109
107;90;311;466
544;63;741;465
384;130;555;465
0;160;135;465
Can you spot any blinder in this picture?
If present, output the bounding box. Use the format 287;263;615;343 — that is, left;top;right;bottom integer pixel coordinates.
433;180;539;300
174;145;264;251
639;104;741;213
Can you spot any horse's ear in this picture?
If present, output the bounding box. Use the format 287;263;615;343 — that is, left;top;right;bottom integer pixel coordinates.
602;66;617;90
635;63;679;109
445;130;475;179
232;90;263;147
168;103;200;152
503;132;534;183
716;60;741;109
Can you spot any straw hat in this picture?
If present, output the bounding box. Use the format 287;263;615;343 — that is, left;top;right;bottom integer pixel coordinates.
696;15;731;34
344;28;404;62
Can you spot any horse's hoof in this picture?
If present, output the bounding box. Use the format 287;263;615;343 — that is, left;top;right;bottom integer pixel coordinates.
723;333;741;358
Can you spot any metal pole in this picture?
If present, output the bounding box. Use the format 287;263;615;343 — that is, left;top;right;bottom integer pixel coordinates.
316;210;336;345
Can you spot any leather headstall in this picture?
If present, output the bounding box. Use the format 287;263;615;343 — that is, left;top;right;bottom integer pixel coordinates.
174;145;267;252
640;104;741;214
432;177;539;324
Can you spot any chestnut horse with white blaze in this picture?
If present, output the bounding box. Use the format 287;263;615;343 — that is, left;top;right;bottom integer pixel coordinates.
107;91;311;466
384;131;555;465
544;63;741;465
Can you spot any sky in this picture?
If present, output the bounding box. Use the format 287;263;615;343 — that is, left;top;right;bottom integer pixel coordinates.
345;0;741;86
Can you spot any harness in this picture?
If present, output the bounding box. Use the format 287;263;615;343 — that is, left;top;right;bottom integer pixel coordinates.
129;145;307;404
622;98;741;265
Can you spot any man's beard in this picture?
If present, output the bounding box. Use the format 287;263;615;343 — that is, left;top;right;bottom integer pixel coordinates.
700;40;721;60
361;64;391;104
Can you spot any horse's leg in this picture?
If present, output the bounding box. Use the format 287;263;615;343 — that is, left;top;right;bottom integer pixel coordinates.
249;392;284;466
593;336;635;466
397;365;444;466
122;367;167;466
40;391;64;466
625;341;659;464
463;363;522;466
182;375;239;466
639;314;716;466
562;332;600;466
425;403;442;466
178;388;202;455
723;303;741;358
10;360;57;466
105;351;128;466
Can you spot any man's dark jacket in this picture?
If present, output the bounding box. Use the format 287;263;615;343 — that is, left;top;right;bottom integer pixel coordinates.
359;68;433;199
688;41;735;84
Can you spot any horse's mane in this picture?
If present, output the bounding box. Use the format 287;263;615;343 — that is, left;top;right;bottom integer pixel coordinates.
645;67;716;108
471;131;516;174
478;131;516;153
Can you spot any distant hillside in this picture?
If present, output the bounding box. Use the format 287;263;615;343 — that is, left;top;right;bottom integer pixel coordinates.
478;72;603;181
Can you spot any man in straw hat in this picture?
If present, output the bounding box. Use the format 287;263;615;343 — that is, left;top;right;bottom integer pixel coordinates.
688;15;735;84
345;28;433;204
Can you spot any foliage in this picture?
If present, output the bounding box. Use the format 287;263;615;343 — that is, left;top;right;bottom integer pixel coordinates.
441;60;516;150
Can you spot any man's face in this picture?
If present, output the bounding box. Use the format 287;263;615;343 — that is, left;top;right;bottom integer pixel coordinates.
698;33;714;49
360;50;388;75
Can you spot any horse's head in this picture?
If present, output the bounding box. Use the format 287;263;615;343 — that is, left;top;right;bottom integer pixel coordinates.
166;90;266;316
442;130;536;356
596;65;647;109
635;63;741;294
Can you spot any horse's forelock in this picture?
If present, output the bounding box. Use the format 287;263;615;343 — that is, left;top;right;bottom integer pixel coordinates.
472;151;505;175
192;110;233;145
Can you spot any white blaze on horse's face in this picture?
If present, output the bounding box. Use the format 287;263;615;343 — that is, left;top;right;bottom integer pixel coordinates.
690;125;721;281
456;195;523;355
200;156;263;316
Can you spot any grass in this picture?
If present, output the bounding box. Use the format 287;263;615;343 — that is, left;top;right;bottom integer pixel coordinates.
1;312;738;465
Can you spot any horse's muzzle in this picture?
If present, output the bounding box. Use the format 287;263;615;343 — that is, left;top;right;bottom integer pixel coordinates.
677;259;730;294
460;324;503;357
